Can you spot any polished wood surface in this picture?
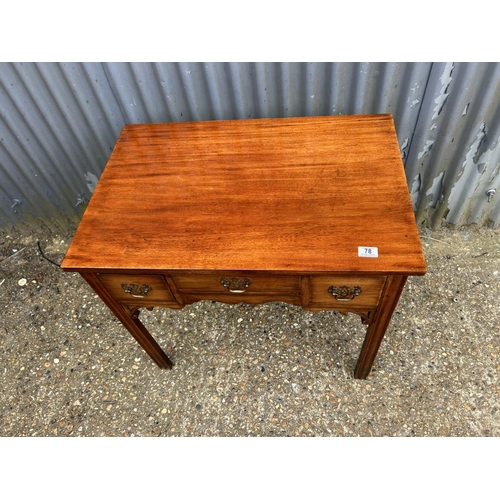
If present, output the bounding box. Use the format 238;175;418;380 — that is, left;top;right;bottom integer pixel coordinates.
62;115;426;378
172;273;300;293
81;272;173;369
62;115;426;275
308;276;386;308
354;275;408;378
98;274;176;306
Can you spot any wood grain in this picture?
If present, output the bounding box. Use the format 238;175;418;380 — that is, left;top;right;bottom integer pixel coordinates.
308;275;386;308
81;272;173;369
354;275;407;378
172;273;300;293
62;115;427;378
61;115;426;275
98;273;176;306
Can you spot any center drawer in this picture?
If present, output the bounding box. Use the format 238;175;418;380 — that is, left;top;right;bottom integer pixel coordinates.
172;271;300;297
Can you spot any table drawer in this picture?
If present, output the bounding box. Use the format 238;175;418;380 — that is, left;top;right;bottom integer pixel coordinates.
172;273;300;296
98;274;176;305
309;276;386;308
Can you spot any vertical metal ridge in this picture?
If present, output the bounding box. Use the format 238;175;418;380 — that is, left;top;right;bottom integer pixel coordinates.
1;63;73;218
403;62;434;168
0;61;124;226
1;62;499;229
33;63;94;202
407;62;500;228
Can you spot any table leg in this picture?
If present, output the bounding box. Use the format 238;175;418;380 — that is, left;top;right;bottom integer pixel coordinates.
354;275;407;379
81;272;173;369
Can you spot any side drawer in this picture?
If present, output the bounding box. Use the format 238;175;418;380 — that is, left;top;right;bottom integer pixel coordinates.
309;275;386;309
98;274;176;305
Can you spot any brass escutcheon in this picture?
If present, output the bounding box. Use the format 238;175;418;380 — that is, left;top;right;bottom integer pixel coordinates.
220;277;252;293
122;283;152;298
328;285;362;301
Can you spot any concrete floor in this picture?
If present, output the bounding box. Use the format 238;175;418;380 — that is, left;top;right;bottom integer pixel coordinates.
1;225;499;436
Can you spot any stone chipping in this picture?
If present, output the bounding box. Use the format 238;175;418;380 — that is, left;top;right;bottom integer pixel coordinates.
0;226;499;437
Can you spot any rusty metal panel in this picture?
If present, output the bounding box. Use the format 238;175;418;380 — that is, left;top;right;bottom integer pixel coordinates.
405;62;500;228
1;62;499;230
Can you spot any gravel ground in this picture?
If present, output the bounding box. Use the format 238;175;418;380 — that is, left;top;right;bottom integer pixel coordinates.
1;225;499;437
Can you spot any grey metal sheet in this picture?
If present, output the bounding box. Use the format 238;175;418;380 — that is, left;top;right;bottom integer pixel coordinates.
1;62;499;230
0;62;125;228
406;62;500;228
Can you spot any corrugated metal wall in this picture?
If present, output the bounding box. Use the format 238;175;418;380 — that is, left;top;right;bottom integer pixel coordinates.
1;62;499;231
405;62;500;227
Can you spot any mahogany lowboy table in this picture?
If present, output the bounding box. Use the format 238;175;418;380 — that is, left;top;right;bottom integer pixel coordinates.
62;114;426;378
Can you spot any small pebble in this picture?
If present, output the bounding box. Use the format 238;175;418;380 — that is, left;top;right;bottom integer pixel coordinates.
0;227;498;438
18;278;27;286
54;359;59;364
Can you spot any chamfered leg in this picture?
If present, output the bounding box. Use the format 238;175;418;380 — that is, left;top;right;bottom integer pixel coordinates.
80;272;172;369
354;275;407;379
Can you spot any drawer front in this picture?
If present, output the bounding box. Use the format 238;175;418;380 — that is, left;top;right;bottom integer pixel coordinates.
172;273;300;296
98;274;176;305
309;276;386;309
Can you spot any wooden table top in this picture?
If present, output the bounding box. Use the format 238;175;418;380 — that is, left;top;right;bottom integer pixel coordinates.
62;114;426;275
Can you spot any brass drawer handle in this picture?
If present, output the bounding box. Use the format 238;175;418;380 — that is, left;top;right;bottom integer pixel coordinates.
328;285;362;301
220;277;252;293
121;283;152;298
